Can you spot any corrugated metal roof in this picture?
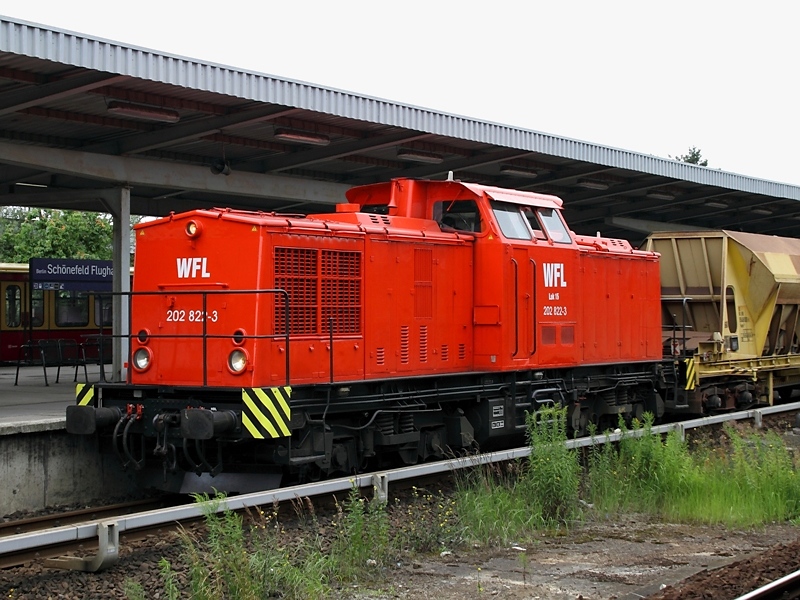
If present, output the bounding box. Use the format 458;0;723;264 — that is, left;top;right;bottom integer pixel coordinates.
3;15;798;202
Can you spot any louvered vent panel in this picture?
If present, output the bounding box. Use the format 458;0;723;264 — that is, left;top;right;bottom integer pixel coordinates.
459;344;466;360
376;347;385;366
400;325;410;364
419;325;428;363
441;344;449;362
368;215;391;226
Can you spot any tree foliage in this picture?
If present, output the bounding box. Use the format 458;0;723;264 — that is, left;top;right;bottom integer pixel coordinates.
0;207;114;263
672;146;708;166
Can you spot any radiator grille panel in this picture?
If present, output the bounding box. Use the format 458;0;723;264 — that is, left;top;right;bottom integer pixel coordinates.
274;247;362;335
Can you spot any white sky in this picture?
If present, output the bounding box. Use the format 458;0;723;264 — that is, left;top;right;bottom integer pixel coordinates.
4;1;799;185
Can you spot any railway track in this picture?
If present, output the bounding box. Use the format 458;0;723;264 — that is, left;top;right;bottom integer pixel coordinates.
0;498;167;538
1;401;799;573
736;569;800;599
0;498;176;570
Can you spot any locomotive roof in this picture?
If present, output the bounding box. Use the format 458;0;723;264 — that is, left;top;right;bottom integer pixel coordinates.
344;178;564;210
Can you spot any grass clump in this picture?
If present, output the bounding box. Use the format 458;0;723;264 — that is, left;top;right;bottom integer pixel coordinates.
160;492;329;600
129;487;395;599
328;486;392;583
455;462;543;545
520;406;581;526
586;418;800;526
455;405;581;544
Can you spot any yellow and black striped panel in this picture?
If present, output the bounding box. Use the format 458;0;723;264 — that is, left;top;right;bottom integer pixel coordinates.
75;383;95;406
684;358;696;391
242;387;292;439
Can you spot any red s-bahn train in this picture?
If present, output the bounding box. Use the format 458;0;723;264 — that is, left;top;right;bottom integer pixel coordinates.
67;177;783;492
0;263;112;363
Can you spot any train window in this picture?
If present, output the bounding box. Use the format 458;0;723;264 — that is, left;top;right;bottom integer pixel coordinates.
31;290;44;327
521;207;546;240
435;200;482;233
538;208;572;244
491;201;531;240
55;291;89;327
5;285;21;328
94;295;112;327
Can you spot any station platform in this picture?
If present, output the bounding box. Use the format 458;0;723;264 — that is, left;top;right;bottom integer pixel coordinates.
0;363;140;514
0;363;108;435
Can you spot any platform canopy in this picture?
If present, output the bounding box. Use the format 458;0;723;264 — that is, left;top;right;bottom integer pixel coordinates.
1;16;800;243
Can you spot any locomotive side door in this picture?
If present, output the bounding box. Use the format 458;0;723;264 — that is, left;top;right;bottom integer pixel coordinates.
485;201;540;367
510;245;535;361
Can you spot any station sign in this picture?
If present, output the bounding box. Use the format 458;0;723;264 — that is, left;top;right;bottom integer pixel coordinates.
29;258;114;292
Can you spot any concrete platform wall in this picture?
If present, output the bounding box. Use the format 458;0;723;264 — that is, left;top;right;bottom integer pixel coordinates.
0;429;140;515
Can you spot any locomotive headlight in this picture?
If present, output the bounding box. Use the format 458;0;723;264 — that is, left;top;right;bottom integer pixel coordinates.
132;347;152;371
228;349;248;374
185;220;203;238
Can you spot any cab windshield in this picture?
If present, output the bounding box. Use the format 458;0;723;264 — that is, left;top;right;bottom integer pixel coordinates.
491;201;571;244
538;207;571;243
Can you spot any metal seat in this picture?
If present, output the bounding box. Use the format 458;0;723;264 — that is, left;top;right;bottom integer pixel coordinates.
81;335;112;382
58;339;89;384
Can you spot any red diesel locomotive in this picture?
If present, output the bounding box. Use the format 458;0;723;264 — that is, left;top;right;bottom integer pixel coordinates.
67;177;669;492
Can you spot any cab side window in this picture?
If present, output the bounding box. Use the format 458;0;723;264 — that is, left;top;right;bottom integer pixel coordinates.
435;199;482;233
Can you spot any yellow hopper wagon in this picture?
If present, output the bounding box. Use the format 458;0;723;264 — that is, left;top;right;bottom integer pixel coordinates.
646;230;800;414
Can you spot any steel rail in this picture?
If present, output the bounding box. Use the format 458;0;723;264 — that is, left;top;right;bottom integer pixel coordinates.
735;567;800;599
0;498;167;537
2;400;799;571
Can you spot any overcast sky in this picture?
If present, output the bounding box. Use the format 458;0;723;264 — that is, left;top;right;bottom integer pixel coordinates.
4;1;798;185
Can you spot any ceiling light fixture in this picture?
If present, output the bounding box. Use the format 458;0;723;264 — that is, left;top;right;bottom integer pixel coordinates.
705;201;729;209
752;207;773;215
274;128;330;146
499;165;539;178
576;179;609;191
646;190;675;201
397;148;444;164
107;101;180;123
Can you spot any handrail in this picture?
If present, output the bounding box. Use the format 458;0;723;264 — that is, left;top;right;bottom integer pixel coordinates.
94;288;292;386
